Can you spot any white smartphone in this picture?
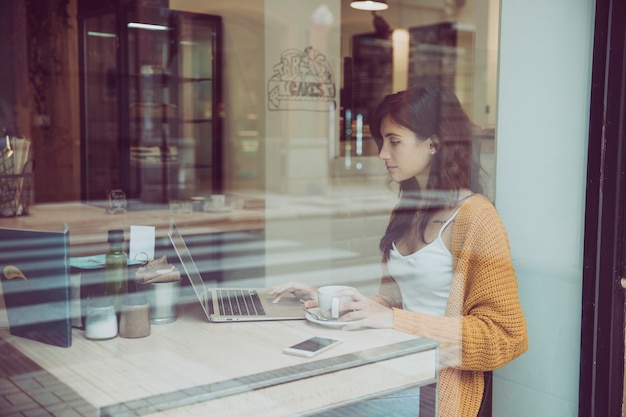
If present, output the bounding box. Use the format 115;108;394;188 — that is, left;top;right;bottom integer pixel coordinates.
283;336;342;358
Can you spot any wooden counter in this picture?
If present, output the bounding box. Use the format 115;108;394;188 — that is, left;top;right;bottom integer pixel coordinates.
1;301;438;416
0;203;265;256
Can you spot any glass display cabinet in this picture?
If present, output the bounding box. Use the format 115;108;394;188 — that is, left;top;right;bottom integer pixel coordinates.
78;1;223;209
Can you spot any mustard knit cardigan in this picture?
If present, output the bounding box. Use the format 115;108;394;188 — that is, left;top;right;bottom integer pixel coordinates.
373;194;528;417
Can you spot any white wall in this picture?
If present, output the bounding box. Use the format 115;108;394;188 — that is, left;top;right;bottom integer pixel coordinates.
264;0;340;197
263;0;342;283
494;0;595;415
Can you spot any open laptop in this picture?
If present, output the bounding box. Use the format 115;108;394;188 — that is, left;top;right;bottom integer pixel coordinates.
168;220;305;322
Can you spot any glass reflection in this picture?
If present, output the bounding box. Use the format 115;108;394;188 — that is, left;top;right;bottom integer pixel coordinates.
0;1;501;415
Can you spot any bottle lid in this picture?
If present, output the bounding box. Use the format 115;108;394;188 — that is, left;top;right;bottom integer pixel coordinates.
108;229;124;243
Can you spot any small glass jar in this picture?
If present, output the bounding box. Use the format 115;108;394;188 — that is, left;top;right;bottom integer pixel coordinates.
119;294;151;338
85;297;118;340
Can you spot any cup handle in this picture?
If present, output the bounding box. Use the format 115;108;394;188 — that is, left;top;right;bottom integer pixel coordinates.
331;297;340;319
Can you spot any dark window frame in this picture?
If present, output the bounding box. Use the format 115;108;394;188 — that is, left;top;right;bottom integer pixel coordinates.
579;0;626;416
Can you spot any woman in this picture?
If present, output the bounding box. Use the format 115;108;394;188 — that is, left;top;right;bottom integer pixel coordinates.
271;83;528;417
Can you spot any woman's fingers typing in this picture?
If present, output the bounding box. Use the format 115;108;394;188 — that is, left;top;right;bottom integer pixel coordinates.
269;281;318;304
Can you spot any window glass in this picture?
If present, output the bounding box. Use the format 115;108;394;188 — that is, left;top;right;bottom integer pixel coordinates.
0;1;502;416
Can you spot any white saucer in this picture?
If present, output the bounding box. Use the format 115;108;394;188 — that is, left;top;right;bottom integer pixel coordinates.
305;310;356;328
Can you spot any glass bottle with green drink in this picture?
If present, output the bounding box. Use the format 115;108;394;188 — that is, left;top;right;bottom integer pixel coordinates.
105;229;127;310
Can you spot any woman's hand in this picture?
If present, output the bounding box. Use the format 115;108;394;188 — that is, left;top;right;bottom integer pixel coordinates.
334;288;394;330
269;281;319;308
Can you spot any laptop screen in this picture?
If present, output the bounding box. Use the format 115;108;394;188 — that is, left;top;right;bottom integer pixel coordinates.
0;225;71;347
168;220;210;317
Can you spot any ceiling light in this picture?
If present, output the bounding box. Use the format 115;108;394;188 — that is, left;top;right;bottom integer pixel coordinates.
127;22;169;31
87;31;116;38
350;1;389;11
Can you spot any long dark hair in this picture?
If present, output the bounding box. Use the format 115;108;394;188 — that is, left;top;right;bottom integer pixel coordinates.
371;83;482;259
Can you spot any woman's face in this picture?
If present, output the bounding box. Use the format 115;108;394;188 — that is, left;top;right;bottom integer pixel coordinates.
378;115;434;187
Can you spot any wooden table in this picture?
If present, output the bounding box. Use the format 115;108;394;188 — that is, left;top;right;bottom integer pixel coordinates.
1;301;438;417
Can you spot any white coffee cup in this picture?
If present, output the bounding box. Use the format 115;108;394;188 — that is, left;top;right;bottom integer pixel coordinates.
318;285;355;319
211;194;226;210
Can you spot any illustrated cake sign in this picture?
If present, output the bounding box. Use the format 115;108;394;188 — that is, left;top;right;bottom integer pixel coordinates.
268;46;336;112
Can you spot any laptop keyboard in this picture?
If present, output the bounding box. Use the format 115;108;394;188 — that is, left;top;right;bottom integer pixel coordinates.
216;289;266;316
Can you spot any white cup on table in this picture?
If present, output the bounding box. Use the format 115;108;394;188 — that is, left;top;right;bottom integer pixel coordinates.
317;285;355;319
211;194;226;210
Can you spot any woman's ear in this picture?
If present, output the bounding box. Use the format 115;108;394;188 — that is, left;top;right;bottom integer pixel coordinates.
428;135;440;151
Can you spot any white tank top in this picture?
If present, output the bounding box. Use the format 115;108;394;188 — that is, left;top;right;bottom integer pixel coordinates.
387;207;461;316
